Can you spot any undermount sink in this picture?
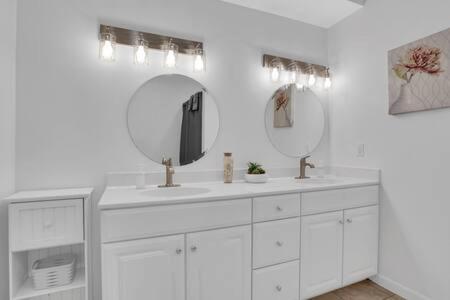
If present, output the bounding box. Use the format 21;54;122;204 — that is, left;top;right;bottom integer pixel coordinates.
297;177;341;185
141;187;211;198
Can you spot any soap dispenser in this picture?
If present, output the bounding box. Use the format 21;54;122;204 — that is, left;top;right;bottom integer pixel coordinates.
136;164;146;189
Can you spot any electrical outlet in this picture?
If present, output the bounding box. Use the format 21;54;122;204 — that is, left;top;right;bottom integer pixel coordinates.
357;143;366;157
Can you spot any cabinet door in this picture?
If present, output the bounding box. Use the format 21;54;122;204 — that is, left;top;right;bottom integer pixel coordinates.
300;211;343;299
102;235;185;300
343;205;379;285
187;226;251;300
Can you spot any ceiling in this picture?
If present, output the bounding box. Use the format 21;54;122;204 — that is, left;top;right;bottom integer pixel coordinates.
219;0;365;28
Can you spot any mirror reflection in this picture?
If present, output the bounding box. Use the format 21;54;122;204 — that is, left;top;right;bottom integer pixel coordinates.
265;84;325;158
128;74;220;166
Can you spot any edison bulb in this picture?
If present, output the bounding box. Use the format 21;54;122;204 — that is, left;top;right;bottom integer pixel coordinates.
101;40;114;61
134;45;147;65
271;67;280;82
194;54;205;72
290;71;297;84
164;50;176;68
308;74;316;86
324;77;332;89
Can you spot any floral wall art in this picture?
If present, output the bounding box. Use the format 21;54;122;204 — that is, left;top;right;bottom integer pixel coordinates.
273;84;294;127
389;28;450;115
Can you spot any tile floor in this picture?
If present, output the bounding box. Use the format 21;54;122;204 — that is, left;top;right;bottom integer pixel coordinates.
311;280;404;300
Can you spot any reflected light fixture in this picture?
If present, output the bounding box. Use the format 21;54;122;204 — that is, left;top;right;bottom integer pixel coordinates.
288;63;298;84
134;34;149;65
163;41;179;68
308;65;316;87
99;27;116;62
324;68;332;89
270;58;282;82
193;48;205;72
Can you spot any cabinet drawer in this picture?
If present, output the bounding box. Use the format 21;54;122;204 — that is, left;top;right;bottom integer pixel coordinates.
253;218;300;268
301;186;379;215
253;193;300;222
102;199;252;243
9;199;84;251
253;260;299;300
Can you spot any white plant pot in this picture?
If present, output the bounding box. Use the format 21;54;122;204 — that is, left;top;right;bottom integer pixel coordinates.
245;173;269;184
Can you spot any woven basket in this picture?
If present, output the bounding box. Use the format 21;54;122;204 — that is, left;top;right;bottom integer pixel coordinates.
31;254;76;290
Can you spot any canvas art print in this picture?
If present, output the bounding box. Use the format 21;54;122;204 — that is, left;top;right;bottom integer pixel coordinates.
388;28;450;115
273;84;294;127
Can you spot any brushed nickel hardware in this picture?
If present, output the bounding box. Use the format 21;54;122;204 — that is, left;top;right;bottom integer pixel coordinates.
346;218;353;223
176;248;183;255
296;156;316;179
263;54;329;78
276;285;282;292
276;206;283;212
190;246;197;252
276;241;284;247
99;24;203;54
339;220;344;224
158;158;181;188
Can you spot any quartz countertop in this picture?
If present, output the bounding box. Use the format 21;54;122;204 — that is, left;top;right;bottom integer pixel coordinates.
5;188;94;203
98;176;379;210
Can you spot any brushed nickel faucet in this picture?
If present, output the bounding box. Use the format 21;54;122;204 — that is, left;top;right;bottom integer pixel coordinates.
296;155;315;179
158;158;180;188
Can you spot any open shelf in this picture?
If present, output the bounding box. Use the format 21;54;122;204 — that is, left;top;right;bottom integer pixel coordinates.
13;267;85;300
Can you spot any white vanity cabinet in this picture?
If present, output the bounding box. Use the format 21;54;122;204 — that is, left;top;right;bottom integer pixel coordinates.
102;235;185;300
300;187;379;299
99;182;379;300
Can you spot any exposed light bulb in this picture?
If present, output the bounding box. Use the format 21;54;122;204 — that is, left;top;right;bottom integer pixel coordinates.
308;74;316;87
165;50;176;67
194;54;205;72
134;45;147;65
296;83;304;90
290;71;297;83
99;28;116;62
324;77;332;89
101;40;114;61
271;67;280;82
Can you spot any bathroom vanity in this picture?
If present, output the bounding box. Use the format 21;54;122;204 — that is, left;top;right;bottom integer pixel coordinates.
99;176;379;300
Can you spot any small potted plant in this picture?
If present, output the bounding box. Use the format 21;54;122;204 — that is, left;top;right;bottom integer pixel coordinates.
245;162;269;183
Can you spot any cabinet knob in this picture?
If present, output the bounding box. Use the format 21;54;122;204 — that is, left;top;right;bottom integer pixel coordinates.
276;206;283;212
176;248;183;255
346;218;353;223
339;220;344;225
190;246;197;252
276;241;284;247
276;285;282;292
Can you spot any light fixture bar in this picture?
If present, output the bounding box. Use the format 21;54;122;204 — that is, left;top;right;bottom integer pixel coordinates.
99;24;203;54
262;54;328;77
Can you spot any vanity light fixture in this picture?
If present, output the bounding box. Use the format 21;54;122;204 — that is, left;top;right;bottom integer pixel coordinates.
99;26;116;62
134;34;149;65
262;54;330;89
98;25;204;70
193;47;205;72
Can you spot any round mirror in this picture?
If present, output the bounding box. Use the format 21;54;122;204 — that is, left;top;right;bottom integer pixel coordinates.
128;74;220;166
265;84;324;157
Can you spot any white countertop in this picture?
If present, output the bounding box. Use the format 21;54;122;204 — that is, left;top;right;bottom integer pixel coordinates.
5;188;94;203
98;176;379;210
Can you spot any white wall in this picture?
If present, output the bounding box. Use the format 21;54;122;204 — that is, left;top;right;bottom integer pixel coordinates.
15;0;329;298
328;1;450;299
0;0;16;298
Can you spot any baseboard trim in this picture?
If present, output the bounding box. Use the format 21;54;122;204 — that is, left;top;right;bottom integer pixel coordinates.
370;275;430;300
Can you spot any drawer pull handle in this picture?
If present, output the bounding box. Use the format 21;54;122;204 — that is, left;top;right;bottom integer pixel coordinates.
276;285;282;292
339;220;344;225
44;221;53;228
276;206;283;212
190;246;197;252
346;218;353;223
276;241;283;247
176;249;183;255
